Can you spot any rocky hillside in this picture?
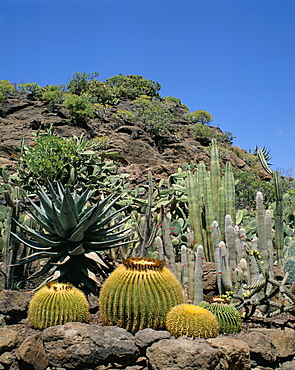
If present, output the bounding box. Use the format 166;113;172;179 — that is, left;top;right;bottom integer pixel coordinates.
0;92;270;183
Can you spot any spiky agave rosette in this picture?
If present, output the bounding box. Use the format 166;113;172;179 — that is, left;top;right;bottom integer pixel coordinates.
11;181;133;295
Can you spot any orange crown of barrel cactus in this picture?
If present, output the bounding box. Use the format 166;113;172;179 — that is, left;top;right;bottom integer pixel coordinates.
99;257;184;333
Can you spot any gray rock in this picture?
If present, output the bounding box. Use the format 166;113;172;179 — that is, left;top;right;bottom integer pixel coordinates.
280;360;295;370
270;328;295;358
146;337;222;370
0;351;15;365
207;337;251;370
42;322;139;369
15;333;48;370
134;328;171;351
0;327;20;354
237;331;277;365
0;290;33;324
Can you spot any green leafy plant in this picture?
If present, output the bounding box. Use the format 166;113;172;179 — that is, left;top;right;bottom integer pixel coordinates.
99;257;184;333
28;282;89;329
41;85;65;103
18;83;43;98
63;94;94;125
165;304;220;339
106;74;161;99
11;182;133;295
187;110;214;125
85;80;119;105
0;80;17;101
132;97;174;137
113;109;136;124
67;72;99;96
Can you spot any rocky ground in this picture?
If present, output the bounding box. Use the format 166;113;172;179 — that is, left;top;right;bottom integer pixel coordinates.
0;92;271;182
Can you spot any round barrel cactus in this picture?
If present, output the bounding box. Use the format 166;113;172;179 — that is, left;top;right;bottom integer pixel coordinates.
198;301;242;334
28;282;89;329
166;304;220;339
99;257;184;333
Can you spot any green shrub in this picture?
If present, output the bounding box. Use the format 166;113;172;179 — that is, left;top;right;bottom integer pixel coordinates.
85;80;119;105
67;72;99;95
21;135;79;185
187;110;214;125
106;74;161;99
113;109;136;124
63;94;94;125
132;97;173;137
165;96;182;105
41;85;65;103
0;80;17;100
18;83;43;98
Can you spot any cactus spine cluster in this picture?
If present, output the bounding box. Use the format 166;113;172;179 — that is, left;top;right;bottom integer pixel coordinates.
198;301;242;334
99;257;184;333
165;304;220;339
28;282;89;330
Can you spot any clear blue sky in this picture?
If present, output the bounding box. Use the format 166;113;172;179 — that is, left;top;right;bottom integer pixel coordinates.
1;0;294;175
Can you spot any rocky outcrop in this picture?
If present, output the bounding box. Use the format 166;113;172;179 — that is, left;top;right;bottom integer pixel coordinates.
0;322;295;370
0;93;270;181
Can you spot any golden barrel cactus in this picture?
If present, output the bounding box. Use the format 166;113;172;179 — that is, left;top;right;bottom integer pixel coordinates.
99;257;184;333
166;304;220;339
28;282;89;329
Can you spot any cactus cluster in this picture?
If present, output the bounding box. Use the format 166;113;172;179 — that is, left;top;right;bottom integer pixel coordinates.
99;257;184;333
28;282;89;329
198;301;242;334
165;304;220;339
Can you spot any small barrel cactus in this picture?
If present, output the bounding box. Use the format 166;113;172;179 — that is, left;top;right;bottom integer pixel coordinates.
99;257;184;333
198;301;242;334
28;282;89;329
165;304;220;339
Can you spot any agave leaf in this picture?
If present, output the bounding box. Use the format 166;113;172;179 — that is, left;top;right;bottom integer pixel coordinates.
84;251;108;268
74;204;96;231
87;227;133;241
88;205;129;232
76;186;93;214
14;250;65;265
68;243;85;256
50;255;71;265
65;187;78;218
82;193;119;231
25;211;56;235
84;238;135;251
47;180;61;209
86;269;100;284
10;229;61;249
57;182;65;202
59;191;78;232
50;203;68;238
36;185;55;219
27;260;58;279
27;196;50;223
67;225;84;242
9;232;51;250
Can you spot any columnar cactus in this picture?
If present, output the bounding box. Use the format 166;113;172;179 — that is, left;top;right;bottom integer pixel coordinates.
166;304;220;339
99;257;184;333
28;282;89;329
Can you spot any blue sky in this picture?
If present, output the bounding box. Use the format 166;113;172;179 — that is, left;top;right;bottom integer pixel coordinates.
1;0;294;175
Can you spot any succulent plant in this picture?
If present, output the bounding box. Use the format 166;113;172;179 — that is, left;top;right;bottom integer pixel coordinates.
198;301;242;334
28;282;89;329
99;257;184;333
11;182;133;295
165;304;220;339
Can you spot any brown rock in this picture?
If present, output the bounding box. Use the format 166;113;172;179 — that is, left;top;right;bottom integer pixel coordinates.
270;327;295;358
0;327;20;354
0;290;33;323
207;337;251;370
15;333;48;370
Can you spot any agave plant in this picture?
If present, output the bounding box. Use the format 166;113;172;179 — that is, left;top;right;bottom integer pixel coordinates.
11;182;133;295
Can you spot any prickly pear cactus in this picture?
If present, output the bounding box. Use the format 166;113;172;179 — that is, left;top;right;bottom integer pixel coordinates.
198;301;242;334
28;282;89;329
99;257;184;333
165;304;220;339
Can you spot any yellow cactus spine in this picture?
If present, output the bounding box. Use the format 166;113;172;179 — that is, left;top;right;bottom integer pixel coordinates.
166;304;220;339
99;257;184;333
28;282;89;330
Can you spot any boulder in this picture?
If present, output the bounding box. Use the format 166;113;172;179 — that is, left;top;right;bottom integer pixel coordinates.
0;328;20;354
270;328;295;358
15;333;48;370
41;322;139;369
135;328;171;352
0;290;33;324
146;337;222;370
237;331;277;365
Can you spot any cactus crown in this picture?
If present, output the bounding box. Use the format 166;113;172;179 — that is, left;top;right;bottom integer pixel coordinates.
123;257;164;271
